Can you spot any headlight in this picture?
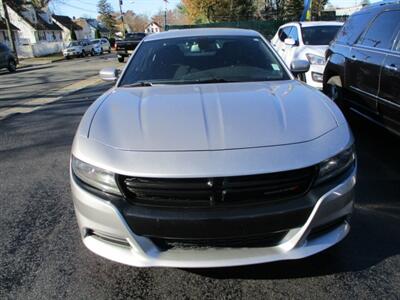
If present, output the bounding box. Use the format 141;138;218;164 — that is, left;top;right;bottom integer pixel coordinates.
316;145;356;185
306;53;325;65
71;156;121;196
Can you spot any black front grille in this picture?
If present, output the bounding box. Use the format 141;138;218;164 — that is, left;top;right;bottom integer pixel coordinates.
151;230;289;251
118;167;316;208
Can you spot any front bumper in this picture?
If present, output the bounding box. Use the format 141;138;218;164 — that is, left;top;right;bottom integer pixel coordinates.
71;166;356;268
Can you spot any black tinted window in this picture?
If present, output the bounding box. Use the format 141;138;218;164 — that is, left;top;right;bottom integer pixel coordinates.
335;12;372;45
359;10;400;49
302;26;342;45
126;33;145;40
120;36;290;86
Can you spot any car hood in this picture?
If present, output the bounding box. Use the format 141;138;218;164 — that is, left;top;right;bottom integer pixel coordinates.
88;80;338;151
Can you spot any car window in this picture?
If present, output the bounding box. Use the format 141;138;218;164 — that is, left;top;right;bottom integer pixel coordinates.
335;12;372;45
119;36;290;86
302;26;342;45
279;27;293;42
358;10;400;50
68;41;79;47
394;33;400;52
289;27;299;43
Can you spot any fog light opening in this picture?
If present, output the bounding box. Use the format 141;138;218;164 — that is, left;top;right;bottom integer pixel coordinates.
86;229;130;247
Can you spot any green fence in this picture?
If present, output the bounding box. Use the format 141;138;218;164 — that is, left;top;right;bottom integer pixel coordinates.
166;20;286;40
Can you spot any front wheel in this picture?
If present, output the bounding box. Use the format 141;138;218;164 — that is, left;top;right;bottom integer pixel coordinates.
118;56;124;63
91;49;95;56
81;50;85;57
108;47;111;53
7;59;16;72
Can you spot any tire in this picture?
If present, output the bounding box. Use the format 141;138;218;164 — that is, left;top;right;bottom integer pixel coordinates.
91;49;95;56
81;50;85;57
7;59;16;72
118;56;124;63
108;47;111;53
65;56;70;60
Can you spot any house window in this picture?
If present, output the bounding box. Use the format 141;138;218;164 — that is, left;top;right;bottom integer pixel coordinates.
52;31;56;41
38;31;46;41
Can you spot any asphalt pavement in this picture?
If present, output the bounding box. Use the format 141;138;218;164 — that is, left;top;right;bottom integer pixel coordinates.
0;73;399;299
0;53;121;109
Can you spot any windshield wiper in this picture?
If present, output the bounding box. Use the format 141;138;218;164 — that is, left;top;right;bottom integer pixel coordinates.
122;81;153;88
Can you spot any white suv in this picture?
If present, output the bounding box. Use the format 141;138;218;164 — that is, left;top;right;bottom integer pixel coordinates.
271;21;343;89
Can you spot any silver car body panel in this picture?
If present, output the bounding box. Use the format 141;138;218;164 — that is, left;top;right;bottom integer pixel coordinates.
71;167;355;268
71;28;355;267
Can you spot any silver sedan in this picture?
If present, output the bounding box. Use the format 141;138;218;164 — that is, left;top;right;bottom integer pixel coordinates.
70;28;356;268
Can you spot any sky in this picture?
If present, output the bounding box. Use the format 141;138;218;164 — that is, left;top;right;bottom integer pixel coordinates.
51;0;382;19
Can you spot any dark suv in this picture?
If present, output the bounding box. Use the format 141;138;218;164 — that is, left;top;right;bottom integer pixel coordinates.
0;42;16;73
324;2;400;135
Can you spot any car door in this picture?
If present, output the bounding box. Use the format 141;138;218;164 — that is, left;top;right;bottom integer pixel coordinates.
273;26;293;62
346;10;400;114
378;25;400;132
282;25;300;66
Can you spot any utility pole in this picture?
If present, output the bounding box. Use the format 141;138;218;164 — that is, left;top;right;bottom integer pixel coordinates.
1;0;18;63
164;0;168;30
118;0;126;37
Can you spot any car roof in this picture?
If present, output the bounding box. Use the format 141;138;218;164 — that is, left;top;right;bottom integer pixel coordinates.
281;21;343;28
144;28;260;41
356;0;400;14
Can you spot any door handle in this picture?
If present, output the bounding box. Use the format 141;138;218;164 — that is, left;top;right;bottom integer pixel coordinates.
385;64;398;72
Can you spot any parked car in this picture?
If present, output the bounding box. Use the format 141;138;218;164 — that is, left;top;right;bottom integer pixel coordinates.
324;2;400;135
271;21;343;89
116;32;146;62
91;38;112;54
63;40;92;59
71;28;356;268
0;42;16;72
89;40;104;55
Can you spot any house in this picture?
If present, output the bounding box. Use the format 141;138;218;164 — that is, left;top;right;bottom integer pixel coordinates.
52;15;83;43
74;18;110;40
6;3;63;57
145;22;162;34
0;18;20;48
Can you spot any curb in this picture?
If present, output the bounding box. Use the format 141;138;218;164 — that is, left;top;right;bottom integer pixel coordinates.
0;76;103;121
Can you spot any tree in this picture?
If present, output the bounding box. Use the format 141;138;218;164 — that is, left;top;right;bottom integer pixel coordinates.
311;0;329;19
284;0;304;20
97;0;116;35
95;28;101;38
181;0;257;23
70;28;77;40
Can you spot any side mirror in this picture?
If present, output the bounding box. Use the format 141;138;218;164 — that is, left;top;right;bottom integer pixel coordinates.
99;67;119;82
284;38;296;46
290;60;310;76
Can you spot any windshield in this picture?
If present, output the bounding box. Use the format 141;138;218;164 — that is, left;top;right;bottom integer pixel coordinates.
91;39;100;44
119;36;290;86
67;41;79;47
302;26;342;45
